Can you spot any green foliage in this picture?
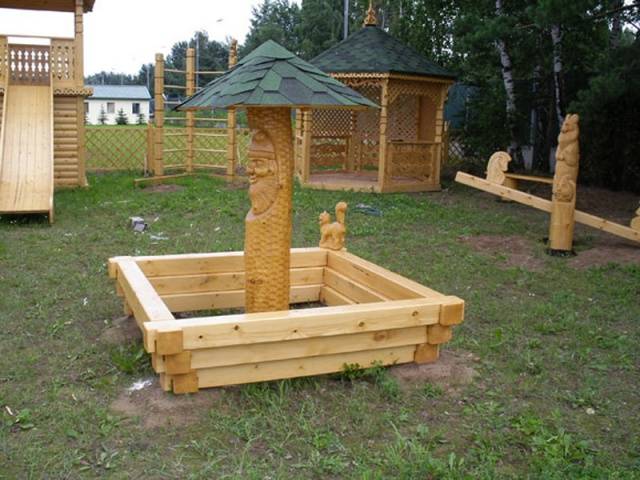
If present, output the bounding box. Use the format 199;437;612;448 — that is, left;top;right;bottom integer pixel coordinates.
115;108;128;125
571;39;640;192
242;0;302;56
110;344;148;375
136;112;146;125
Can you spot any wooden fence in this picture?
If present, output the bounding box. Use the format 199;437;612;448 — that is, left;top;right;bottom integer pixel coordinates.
85;125;251;173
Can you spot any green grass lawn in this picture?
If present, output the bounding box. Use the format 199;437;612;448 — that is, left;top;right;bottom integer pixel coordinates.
1;173;638;479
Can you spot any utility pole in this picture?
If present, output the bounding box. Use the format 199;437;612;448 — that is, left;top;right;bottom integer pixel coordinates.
343;0;349;40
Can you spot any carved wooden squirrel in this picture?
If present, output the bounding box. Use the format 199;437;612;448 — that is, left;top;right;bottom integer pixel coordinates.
319;202;347;250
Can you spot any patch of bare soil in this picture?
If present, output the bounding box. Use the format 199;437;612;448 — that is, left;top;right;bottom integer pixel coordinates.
143;184;185;193
389;350;478;392
569;242;640;269
111;379;221;429
459;234;546;271
99;316;141;345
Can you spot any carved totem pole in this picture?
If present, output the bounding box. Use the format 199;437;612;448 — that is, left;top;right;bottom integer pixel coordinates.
548;114;580;253
244;108;294;313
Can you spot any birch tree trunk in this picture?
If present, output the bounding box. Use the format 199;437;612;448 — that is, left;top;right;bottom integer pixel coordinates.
495;0;520;160
551;23;565;129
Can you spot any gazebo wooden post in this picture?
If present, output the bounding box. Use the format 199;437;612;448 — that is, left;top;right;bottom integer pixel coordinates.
301;108;312;184
377;78;389;191
244;107;294;313
432;87;447;188
153;53;165;176
226;40;238;180
185;48;195;174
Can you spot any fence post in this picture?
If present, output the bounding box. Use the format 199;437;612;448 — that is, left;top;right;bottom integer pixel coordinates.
226;39;238;180
153;53;165;176
186;48;195;173
146;123;155;174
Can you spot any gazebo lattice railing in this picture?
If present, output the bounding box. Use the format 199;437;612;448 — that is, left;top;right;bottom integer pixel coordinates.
296;73;450;193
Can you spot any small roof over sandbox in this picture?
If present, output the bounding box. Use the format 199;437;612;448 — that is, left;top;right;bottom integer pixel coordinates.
295;3;456;193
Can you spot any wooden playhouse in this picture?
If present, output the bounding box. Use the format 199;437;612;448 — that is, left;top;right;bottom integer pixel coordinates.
0;0;93;222
108;41;464;394
294;5;455;193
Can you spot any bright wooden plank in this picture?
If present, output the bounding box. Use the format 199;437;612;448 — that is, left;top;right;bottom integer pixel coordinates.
323;267;389;303
574;209;640;244
0;85;53;215
144;297;449;350
160;284;322;313
134;248;327;277
504;173;553;184
327;250;444;300
455;172;553;212
195;345;416;388
150;267;324;295
115;258;174;352
319;285;355;306
152;326;427;372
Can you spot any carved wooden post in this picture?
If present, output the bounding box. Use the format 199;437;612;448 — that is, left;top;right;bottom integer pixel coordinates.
244;108;293;313
226;40;238;179
154;53;165;176
185;48;195;173
548;114;580;253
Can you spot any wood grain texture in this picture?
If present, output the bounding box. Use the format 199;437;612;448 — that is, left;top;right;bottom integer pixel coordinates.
0;85;53;216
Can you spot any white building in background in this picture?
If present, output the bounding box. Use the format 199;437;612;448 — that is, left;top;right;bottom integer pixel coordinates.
85;85;151;125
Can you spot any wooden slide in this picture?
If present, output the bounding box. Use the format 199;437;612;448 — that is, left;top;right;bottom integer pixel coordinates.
0;84;54;223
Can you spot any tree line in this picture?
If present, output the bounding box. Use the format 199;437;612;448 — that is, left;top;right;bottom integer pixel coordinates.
85;0;640;192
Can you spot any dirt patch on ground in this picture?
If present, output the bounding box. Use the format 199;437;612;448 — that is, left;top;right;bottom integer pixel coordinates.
99;316;142;345
459;234;546;271
142;184;185;193
111;378;221;429
569;243;640;269
389;350;478;392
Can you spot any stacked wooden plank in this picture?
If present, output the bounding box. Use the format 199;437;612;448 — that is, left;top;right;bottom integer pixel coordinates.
109;248;464;394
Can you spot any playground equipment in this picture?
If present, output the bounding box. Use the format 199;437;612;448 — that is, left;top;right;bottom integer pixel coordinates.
139;41;239;184
456;114;640;253
0;0;93;223
294;3;455;193
108;41;464;394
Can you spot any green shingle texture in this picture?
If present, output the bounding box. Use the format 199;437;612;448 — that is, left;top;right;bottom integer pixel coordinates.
177;40;378;110
311;26;455;79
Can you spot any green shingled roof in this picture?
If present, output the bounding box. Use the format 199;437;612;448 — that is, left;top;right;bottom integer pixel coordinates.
311;26;456;79
177;40;378;110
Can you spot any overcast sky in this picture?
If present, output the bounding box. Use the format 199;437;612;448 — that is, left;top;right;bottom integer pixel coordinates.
0;0;301;75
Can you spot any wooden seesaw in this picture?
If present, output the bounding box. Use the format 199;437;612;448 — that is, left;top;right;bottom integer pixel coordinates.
455;114;640;253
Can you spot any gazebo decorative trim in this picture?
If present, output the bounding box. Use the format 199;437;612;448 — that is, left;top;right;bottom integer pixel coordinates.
295;13;455;193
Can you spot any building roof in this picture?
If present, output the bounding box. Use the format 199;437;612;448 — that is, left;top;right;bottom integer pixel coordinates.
0;0;95;12
87;85;151;101
311;25;455;79
178;40;378;110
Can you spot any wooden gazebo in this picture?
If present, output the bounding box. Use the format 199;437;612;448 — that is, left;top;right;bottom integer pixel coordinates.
295;5;455;193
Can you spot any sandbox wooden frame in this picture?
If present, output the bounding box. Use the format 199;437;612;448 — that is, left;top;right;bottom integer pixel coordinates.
108;247;464;394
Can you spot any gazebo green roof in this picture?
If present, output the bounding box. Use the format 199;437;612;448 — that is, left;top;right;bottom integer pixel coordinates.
311;26;455;79
177;40;378;110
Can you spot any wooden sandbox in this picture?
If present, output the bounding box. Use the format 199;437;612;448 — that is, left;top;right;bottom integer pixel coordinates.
108;247;464;394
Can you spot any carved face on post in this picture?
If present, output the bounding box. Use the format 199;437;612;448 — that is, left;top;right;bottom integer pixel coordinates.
247;130;278;215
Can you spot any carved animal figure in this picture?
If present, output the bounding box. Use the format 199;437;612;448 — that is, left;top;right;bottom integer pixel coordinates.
486;151;511;185
319;202;347;250
553;114;580;203
631;208;640;232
